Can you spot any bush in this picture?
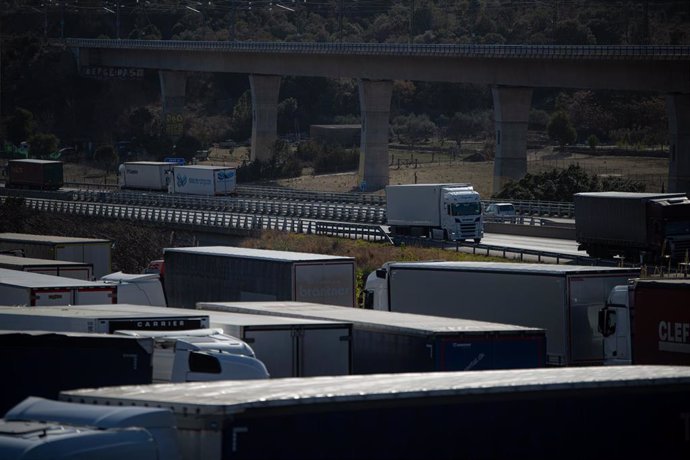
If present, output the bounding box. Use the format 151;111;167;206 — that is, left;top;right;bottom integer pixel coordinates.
313;143;359;174
93;145;118;172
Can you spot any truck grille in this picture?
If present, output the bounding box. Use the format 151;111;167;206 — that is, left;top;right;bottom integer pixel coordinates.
459;223;477;237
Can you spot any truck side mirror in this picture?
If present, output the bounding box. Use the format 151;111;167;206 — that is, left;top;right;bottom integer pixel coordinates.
375;268;387;279
597;308;617;337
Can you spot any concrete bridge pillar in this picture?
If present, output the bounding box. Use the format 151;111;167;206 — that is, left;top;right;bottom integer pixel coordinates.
249;74;281;162
159;71;187;138
491;86;533;194
358;79;393;191
666;93;690;194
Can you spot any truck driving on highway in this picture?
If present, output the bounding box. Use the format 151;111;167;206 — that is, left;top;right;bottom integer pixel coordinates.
574;192;690;262
386;183;483;242
364;261;640;366
5;159;63;190
599;278;690;365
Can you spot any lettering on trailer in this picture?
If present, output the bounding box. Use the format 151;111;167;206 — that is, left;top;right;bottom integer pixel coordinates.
106;318;205;333
298;285;349;299
81;66;145;80
658;321;690;353
216;170;235;182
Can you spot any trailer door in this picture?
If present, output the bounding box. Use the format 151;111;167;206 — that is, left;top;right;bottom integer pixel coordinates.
33;288;73;306
294;262;355;307
74;287;116;305
300;326;351;376
242;327;295;378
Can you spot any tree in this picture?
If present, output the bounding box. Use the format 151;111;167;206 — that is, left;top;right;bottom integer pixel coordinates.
547;111;577;149
230;91;253;141
4;108;35;145
27;133;59;159
392;113;437;146
94;145;118;172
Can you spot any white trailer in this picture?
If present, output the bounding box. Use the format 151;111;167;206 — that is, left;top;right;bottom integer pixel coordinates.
118;161;174;191
386;183;483;241
0;233;111;278
0;268;116;306
172;165;236;195
101;271;167;306
364;261;641;366
0;254;93;280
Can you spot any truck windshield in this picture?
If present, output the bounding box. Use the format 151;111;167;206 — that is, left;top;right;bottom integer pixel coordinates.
449;202;481;216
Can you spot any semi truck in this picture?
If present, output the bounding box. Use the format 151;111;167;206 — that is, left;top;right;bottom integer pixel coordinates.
599;278;690;365
201;301;546;373
0;232;112;277
574;191;690;262
0;268;117;306
118;161;174;191
364;261;640;366
0;305;270;383
5;159;63;190
171;165;236;195
3;366;690;458
164;246;356;308
0;254;93;280
385;183;483;242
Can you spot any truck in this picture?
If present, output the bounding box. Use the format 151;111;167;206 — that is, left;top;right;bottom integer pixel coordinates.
4;365;690;458
0;268;117;306
385;183;483;242
364;261;640;366
5;159;63;190
0;254;93;280
599;278;690;365
164;246;356;308
0;305;270;383
0;330;154;415
100;271;167;306
574;191;690;262
200;301;546;373
0;232;112;277
117;161;174;191
172;165;236;195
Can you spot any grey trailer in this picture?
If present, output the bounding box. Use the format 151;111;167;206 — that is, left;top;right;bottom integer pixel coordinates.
0;233;111;278
164;246;355;308
0;254;93;280
200;301;546;373
58;366;690;459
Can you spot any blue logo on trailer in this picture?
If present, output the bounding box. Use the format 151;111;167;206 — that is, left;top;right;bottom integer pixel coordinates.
217;170;235;182
176;175;188;187
164;157;186;165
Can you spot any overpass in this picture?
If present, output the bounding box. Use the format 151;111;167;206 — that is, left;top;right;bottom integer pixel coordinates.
65;39;690;193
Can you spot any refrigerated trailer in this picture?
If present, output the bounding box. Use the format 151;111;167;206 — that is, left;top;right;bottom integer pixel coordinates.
364;261;640;366
200;301;546;373
164;246;356;308
171;165;236;195
0;254;93;280
0;330;154;415
0;233;111;277
118;161;174;191
5;159;63;190
5;366;681;459
0;268;116;306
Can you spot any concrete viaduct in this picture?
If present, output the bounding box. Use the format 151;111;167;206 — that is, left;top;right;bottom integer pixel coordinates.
65;39;690;194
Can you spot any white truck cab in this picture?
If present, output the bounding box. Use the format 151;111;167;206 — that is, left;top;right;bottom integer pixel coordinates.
115;328;270;381
440;186;484;241
598;284;632;365
101;271;167;307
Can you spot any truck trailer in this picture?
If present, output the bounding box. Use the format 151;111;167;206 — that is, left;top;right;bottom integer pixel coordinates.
118;161;174;191
0;305;269;383
5;159;63;190
0;254;93;280
172;165;236;195
0;330;154;415
2;366;687;459
364;261;640;366
0;268;116;306
0;232;112;277
164;246;356;308
574;191;690;262
386;183;483;241
600;278;690;365
201;301;546;373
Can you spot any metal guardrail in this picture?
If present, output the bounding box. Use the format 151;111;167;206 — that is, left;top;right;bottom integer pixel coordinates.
482;199;575;218
63;39;690;61
235;185;386;206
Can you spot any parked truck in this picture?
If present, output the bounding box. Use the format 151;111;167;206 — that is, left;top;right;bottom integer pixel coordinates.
3;365;690;458
100;271;167;306
364;261;640;366
0;232;112;277
0;254;93;280
0;268;117;306
574;191;690;262
0;330;154;415
5;159;63;190
599;278;690;365
201;301;546;373
164;246;356;308
118;161;174;191
0;305;270;383
386;183;483;241
172;165;236;195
